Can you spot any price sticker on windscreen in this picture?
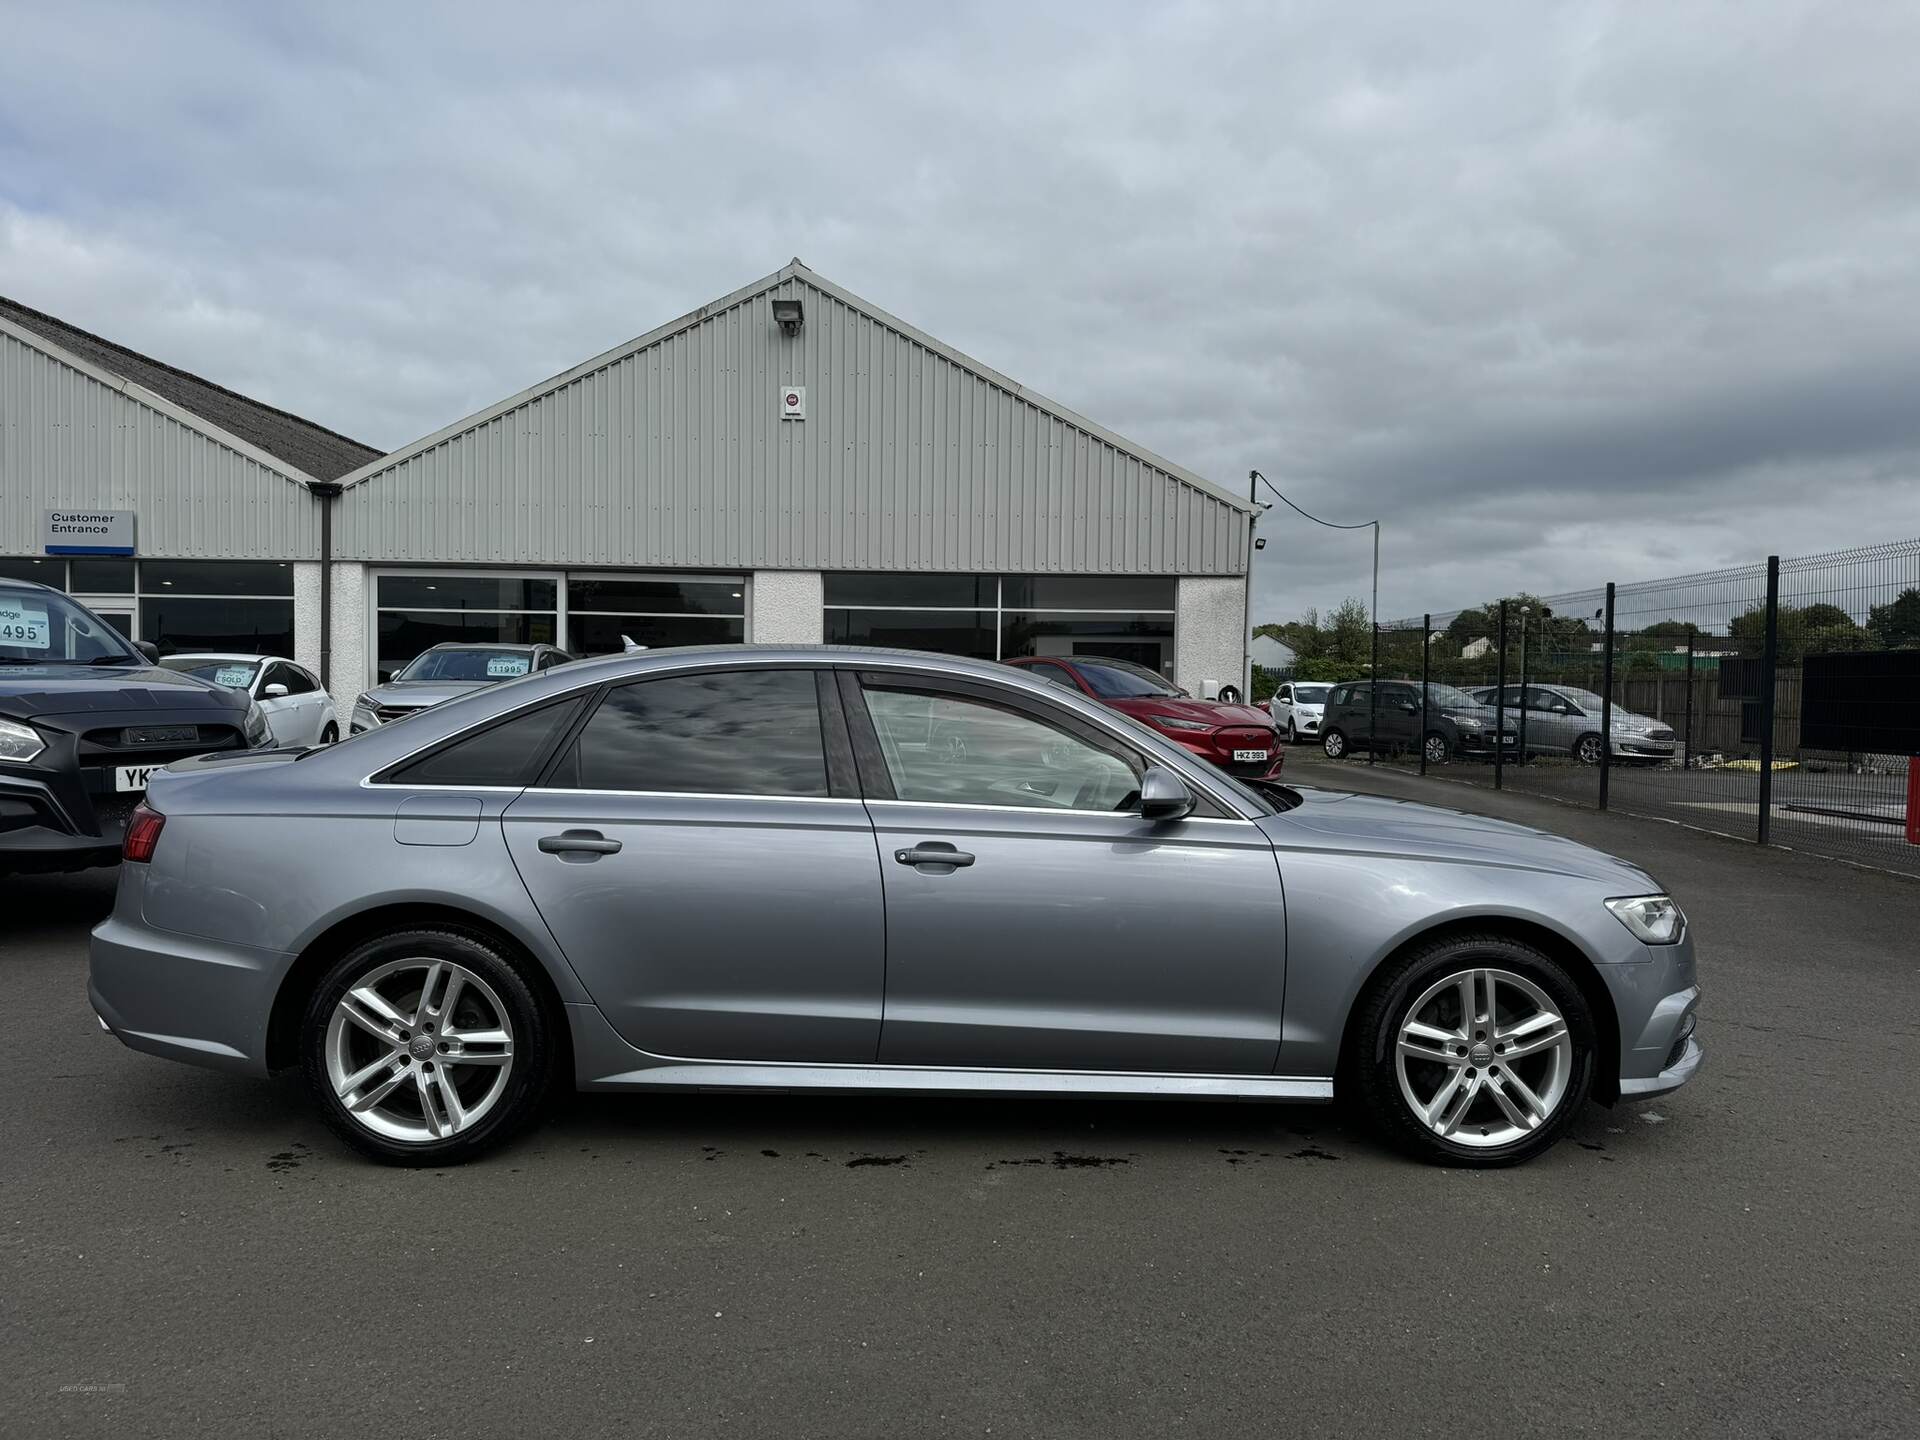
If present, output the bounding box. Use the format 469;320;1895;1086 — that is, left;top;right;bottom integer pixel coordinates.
214;665;255;689
485;657;531;678
0;598;50;650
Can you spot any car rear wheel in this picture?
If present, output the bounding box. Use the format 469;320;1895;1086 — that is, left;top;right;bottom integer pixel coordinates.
301;928;556;1166
1351;933;1594;1167
319;722;338;745
1573;732;1604;765
1423;731;1450;765
1323;728;1347;759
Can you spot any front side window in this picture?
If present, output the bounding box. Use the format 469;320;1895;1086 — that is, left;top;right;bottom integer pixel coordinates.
553;669;828;797
861;685;1140;811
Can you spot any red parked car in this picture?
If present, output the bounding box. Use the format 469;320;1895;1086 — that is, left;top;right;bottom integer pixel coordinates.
1004;656;1284;780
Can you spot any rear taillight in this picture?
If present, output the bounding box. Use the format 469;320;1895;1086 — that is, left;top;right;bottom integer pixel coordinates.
123;803;166;863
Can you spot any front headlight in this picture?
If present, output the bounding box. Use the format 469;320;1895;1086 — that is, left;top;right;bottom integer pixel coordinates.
1150;715;1214;733
243;701;273;748
1606;894;1685;945
0;717;46;764
1611;719;1651;734
1452;715;1483;730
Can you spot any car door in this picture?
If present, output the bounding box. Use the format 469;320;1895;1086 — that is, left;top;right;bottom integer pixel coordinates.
845;669;1288;1074
276;662;328;744
1374;683;1416;749
1271;684;1292;729
1523;687;1578;754
254;662;305;746
501;665;887;1063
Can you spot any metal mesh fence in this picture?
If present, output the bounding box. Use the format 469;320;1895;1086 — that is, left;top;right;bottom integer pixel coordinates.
1308;537;1920;878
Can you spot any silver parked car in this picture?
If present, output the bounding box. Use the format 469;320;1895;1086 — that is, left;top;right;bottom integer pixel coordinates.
90;647;1701;1168
350;642;573;733
158;653;338;748
1470;685;1677;764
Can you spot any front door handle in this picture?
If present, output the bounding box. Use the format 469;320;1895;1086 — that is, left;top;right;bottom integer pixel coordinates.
894;842;975;870
538;829;623;858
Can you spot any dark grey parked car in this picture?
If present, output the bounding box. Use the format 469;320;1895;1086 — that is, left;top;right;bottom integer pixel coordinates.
90;647;1701;1169
1320;681;1518;764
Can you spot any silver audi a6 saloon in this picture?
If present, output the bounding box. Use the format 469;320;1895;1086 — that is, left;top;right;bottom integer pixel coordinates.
89;646;1702;1167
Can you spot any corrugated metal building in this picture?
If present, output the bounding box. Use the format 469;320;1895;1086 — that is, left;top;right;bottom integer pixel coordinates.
2;261;1254;717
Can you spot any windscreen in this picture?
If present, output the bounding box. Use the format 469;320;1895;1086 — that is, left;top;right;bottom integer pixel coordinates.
160;657;261;690
0;589;137;665
397;648;533;682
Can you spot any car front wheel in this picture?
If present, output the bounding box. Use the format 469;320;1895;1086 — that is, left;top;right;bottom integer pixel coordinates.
1351;933;1595;1166
1573;732;1604;765
1423;731;1451;765
1323;728;1347;759
301;928;557;1166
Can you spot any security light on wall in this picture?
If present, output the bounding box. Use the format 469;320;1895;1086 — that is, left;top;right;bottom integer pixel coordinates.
772;298;804;337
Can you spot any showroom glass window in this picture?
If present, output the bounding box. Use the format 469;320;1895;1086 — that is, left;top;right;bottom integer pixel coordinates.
374;574;559;682
550;669;828;797
824;574;1176;676
0;558;295;655
565;575;746;656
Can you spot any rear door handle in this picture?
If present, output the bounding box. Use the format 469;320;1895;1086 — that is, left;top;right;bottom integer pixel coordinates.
538;829;623;858
894;843;975;869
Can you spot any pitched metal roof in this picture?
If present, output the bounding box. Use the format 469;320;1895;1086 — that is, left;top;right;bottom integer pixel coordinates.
0;294;381;481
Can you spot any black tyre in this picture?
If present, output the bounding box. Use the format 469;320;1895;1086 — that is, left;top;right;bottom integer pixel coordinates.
1323;728;1348;760
318;722;338;745
1286;720;1298;743
1350;932;1595;1167
300;927;558;1166
1573;732;1604;766
1422;730;1451;765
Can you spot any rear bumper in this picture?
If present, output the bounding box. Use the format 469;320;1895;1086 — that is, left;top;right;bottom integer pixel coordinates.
89;912;289;1077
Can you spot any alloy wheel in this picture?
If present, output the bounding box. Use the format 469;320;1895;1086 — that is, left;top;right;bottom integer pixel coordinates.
1575;734;1604;765
324;958;516;1143
1324;730;1345;759
1394;967;1573;1148
1423;733;1449;764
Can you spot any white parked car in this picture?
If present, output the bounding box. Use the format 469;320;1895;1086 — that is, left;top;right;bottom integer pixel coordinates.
1268;681;1331;743
158;654;337;748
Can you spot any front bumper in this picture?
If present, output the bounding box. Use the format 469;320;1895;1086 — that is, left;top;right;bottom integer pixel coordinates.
1168;732;1286;781
1600;924;1703;1101
1614;735;1678;759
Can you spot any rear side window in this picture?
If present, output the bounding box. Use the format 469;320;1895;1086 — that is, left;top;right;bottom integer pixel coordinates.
389;698;584;787
552;669;828;797
1328;686;1350;706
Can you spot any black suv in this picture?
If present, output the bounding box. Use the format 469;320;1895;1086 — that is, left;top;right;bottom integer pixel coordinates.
0;579;270;874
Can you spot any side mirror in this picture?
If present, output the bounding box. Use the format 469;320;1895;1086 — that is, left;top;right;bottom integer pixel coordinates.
134;640;159;663
1138;765;1194;822
263;682;289;698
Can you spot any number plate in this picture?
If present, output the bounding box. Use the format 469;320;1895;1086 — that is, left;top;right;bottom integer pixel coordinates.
1232;749;1270;763
115;765;160;792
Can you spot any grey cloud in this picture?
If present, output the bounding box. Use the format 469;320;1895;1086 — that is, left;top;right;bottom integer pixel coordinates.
4;0;1919;626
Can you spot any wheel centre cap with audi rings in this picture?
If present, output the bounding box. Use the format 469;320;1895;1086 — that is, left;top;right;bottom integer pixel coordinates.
1469;1041;1493;1066
409;1035;436;1061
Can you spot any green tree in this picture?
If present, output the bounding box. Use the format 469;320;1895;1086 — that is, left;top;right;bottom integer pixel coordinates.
1729;602;1878;663
1868;588;1920;648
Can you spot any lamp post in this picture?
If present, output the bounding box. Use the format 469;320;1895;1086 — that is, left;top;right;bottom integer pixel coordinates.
1247;468;1379;685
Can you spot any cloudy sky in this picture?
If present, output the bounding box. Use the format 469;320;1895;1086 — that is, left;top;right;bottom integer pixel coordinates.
4;1;1918;625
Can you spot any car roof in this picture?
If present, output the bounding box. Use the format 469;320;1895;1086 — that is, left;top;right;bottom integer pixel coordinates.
164;651;283;663
425;642;540;652
0;576;56;593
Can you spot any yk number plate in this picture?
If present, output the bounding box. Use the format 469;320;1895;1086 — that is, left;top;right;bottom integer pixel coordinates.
115;765;161;792
1232;748;1270;763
